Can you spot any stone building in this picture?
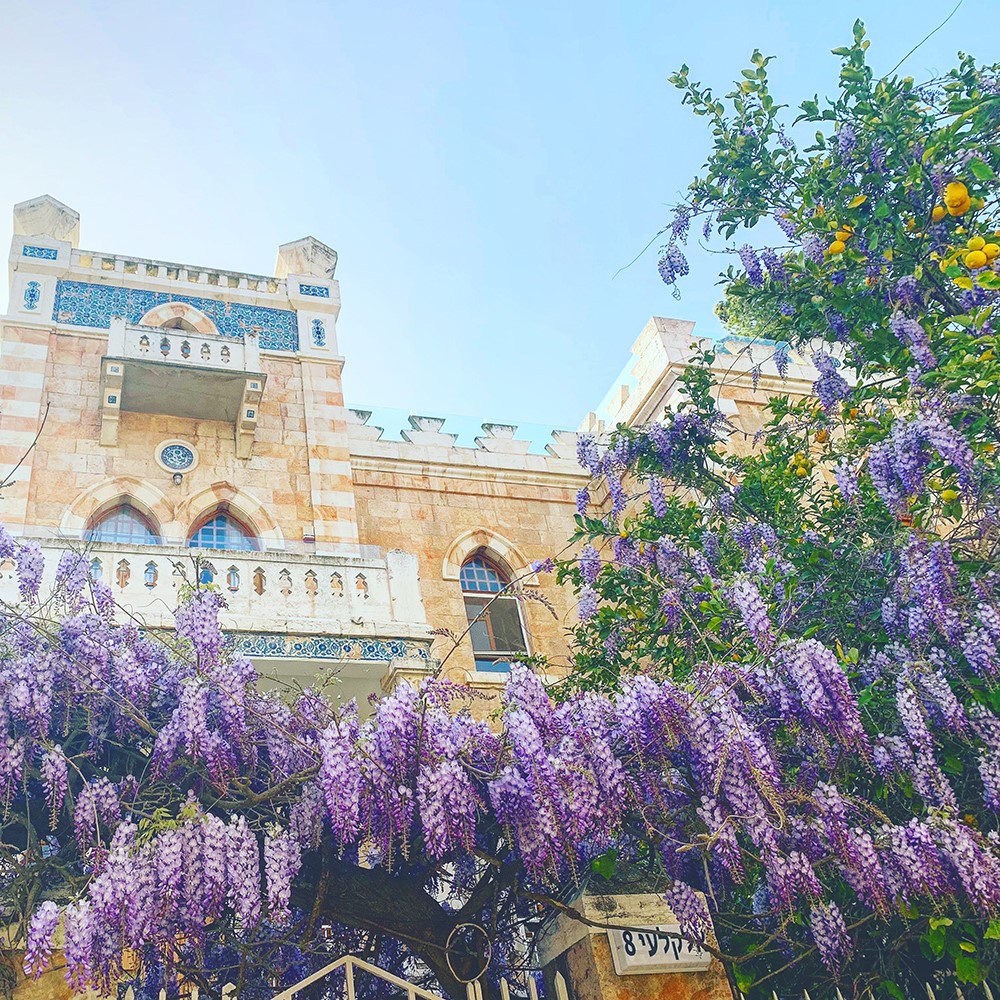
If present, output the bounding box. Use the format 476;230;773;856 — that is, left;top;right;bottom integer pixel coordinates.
0;195;819;707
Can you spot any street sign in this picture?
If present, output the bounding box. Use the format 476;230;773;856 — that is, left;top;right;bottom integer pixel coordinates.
607;925;712;975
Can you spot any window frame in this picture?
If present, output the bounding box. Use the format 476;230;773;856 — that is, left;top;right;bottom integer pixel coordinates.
85;503;161;546
460;554;529;673
187;510;260;552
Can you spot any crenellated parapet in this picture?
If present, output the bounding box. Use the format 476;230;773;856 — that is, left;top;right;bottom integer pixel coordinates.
346;409;587;485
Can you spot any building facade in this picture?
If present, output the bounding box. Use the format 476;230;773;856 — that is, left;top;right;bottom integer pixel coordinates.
0;195;819;706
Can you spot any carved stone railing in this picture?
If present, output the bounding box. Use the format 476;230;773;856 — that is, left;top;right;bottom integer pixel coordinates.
69;248;287;295
108;320;261;373
0;540;429;643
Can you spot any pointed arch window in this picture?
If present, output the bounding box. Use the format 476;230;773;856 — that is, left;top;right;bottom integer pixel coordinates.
460;554;528;673
188;512;258;552
85;504;160;546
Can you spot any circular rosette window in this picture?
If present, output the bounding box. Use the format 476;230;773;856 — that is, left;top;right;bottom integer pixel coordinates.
155;440;198;474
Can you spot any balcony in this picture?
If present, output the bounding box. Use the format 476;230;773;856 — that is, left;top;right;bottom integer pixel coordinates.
100;318;265;457
0;539;434;707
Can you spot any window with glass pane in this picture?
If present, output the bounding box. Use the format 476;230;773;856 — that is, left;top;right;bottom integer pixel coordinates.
460;555;527;672
85;505;160;545
188;513;258;552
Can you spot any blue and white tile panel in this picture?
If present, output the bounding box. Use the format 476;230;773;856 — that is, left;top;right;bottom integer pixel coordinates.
232;633;431;661
22;245;59;260
52;280;300;352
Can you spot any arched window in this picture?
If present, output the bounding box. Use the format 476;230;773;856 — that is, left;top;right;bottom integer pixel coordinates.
188;512;258;552
85;504;160;546
460;554;528;673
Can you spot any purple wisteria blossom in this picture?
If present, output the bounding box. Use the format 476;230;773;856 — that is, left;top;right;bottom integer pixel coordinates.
739;245;764;287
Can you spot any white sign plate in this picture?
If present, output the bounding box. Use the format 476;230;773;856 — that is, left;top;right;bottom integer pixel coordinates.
607;925;712;975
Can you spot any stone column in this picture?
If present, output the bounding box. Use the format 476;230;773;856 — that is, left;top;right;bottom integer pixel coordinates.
0;323;52;533
537;892;732;1000
298;355;361;551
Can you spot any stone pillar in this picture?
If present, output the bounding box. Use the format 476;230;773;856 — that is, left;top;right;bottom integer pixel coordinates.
298;355;361;551
0;323;52;533
537;892;732;1000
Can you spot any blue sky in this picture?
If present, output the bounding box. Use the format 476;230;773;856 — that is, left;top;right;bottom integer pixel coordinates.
1;1;996;437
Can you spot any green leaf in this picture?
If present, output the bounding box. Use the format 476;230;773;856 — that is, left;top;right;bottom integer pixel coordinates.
882;984;905;1000
969;158;995;180
955;953;983;984
985;918;1000;940
590;848;618;879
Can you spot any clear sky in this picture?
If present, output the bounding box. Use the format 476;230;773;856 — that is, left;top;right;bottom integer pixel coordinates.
1;1;996;437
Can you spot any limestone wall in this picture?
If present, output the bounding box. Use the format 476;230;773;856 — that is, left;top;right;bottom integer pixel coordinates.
6;328;325;548
347;413;588;684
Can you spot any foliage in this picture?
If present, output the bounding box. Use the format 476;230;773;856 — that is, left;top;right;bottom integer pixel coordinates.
0;538;735;1000
562;23;1000;996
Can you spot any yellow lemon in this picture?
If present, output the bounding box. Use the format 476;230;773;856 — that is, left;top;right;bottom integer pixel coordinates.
828;240;846;255
835;229;853;242
848;407;860;419
984;243;1000;261
944;181;969;207
940;489;960;502
931;205;947;222
965;249;988;269
795;466;808;477
815;428;829;443
971;197;985;210
948;196;971;217
967;236;986;251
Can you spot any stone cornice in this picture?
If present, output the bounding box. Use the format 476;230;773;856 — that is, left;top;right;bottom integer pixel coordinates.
349;453;588;492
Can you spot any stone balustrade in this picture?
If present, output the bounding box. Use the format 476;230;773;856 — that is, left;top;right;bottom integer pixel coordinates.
69;248;287;296
0;540;429;640
108;319;261;374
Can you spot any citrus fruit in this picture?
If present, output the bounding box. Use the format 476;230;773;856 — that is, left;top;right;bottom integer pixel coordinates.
967;236;986;251
944;181;969;207
828;240;846;254
932;205;947;222
965;250;988;268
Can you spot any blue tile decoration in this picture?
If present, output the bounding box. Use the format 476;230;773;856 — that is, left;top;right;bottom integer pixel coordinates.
107;394;118;405
52;280;299;352
23;245;58;260
23;281;41;311
311;318;326;347
299;283;330;298
160;443;195;471
231;633;429;661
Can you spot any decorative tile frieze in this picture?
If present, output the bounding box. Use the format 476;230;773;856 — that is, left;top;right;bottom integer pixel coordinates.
299;283;330;298
231;633;430;661
52;280;300;352
22;245;59;260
